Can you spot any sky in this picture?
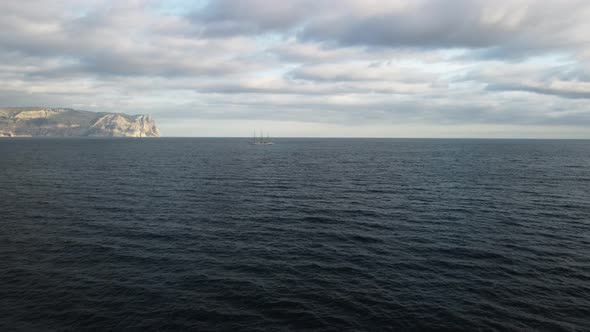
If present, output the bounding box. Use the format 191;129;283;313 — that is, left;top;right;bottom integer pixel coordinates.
1;0;590;137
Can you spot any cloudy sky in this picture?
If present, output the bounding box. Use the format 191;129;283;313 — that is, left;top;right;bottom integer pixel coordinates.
2;0;590;137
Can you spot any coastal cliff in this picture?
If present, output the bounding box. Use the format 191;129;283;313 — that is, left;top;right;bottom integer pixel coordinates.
0;108;160;137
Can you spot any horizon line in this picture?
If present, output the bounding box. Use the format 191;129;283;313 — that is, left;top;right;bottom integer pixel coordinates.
157;136;590;140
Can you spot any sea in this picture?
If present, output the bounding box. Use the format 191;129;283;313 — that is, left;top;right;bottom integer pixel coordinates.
1;138;589;331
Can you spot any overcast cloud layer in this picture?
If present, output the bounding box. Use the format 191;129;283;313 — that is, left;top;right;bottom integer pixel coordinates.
2;0;590;137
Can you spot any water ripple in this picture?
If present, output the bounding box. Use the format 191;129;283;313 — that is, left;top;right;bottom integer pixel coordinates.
1;138;590;331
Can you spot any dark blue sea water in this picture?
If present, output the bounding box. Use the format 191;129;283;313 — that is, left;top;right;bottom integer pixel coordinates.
1;138;590;331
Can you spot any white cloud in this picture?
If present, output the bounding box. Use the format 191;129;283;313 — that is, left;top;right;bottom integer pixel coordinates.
0;0;590;137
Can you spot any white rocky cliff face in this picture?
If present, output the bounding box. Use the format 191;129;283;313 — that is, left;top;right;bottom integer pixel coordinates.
0;108;160;137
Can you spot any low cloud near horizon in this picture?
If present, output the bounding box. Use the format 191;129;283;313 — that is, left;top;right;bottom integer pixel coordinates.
2;0;590;137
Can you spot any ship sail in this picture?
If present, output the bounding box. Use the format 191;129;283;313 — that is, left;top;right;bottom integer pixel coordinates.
251;129;273;145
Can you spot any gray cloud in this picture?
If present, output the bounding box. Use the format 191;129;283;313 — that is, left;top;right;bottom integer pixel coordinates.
0;1;264;78
300;0;589;51
191;0;590;58
487;83;590;100
0;0;590;137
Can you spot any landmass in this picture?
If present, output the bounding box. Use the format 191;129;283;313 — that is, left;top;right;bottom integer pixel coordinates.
0;107;160;137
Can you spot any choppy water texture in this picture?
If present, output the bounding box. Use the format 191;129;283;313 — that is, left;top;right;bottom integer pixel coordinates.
1;138;590;331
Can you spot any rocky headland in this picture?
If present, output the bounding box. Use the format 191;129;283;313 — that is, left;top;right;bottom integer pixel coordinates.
0;108;160;137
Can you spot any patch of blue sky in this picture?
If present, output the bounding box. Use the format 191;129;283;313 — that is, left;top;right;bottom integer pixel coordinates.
151;0;209;16
524;53;575;66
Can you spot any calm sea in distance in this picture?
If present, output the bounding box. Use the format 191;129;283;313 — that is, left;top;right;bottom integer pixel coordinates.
1;138;589;331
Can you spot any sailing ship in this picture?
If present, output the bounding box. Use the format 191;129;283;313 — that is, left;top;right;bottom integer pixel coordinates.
252;131;273;145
